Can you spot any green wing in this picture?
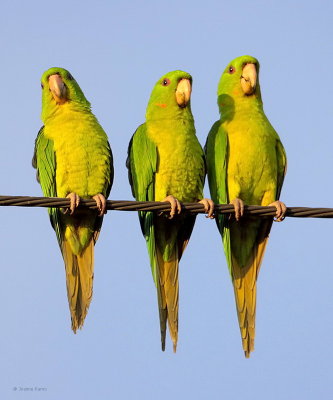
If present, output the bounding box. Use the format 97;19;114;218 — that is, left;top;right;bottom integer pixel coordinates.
105;141;114;198
32;126;62;247
276;138;287;200
205;120;232;267
205;120;228;204
91;140;114;242
126;123;158;283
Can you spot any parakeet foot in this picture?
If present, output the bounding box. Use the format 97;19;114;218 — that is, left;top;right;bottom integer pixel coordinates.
163;195;182;219
269;200;287;222
230;198;244;221
93;193;107;216
199;198;215;219
65;192;80;215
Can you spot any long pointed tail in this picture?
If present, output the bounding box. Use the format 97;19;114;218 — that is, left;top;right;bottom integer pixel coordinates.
156;247;179;352
62;239;94;332
232;236;269;357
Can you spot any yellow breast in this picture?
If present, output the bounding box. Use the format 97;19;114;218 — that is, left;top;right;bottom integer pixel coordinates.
224;115;278;205
147;119;204;202
44;104;110;198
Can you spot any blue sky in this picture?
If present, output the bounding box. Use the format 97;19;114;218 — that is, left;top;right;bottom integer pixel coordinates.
1;0;333;399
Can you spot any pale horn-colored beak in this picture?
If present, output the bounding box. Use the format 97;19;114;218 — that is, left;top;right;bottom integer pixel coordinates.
240;63;257;95
175;78;192;107
48;74;67;104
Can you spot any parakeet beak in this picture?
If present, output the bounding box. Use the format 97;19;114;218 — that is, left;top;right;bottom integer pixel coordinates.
48;74;67;104
240;63;257;95
175;78;191;107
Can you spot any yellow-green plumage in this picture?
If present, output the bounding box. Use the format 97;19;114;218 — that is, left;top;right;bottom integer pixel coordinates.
127;70;206;351
33;67;113;332
148;118;204;202
45;108;110;198
205;56;286;357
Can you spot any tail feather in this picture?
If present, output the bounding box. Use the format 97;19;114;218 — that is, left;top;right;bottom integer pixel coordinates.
164;258;179;353
62;239;94;332
156;277;167;351
151;214;195;351
230;219;272;357
156;246;179;352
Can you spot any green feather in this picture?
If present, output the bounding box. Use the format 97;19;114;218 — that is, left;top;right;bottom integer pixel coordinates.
127;70;205;351
206;55;287;357
33;67;113;332
32;126;62;247
127;123;158;284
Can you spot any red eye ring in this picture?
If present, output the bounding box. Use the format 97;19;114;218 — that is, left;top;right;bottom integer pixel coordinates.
228;66;235;74
161;78;170;86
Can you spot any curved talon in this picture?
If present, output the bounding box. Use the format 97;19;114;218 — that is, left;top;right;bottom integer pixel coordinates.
269;200;287;222
230;198;244;221
65;192;80;215
93;193;107;216
199;198;215;219
163;195;181;219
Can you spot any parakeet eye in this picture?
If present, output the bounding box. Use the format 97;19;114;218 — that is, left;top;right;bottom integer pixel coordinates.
41;83;44;89
161;78;170;86
228;66;235;74
67;73;74;80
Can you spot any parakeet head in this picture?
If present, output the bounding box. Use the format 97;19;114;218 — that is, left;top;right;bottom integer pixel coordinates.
146;70;193;121
40;67;91;122
217;55;263;116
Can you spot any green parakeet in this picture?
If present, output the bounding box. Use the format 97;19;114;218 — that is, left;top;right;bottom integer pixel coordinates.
32;67;113;332
205;56;287;357
127;70;214;352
